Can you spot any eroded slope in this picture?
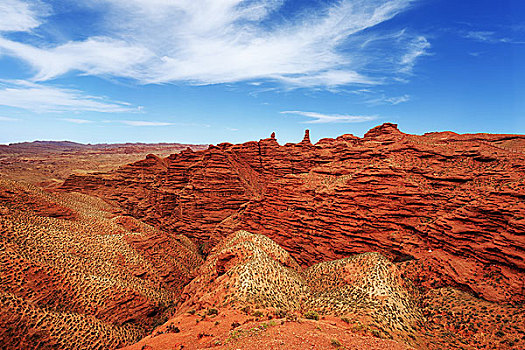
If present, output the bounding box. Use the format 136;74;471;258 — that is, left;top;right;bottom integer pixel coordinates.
124;230;420;349
124;231;524;350
0;178;203;349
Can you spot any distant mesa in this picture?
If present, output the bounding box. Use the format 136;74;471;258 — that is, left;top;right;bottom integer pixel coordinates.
0;141;209;186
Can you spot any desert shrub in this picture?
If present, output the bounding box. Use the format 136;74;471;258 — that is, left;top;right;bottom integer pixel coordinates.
252;310;264;318
371;329;381;338
166;324;180;333
286;313;298;322
304;311;319;320
274;309;287;318
331;338;342;347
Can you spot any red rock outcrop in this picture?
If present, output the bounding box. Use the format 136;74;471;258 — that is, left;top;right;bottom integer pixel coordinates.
61;124;525;303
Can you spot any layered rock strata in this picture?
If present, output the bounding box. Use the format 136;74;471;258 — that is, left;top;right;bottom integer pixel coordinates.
61;124;525;303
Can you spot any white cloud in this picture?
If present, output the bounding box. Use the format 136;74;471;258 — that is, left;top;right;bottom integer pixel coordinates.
0;0;47;32
0;37;154;81
277;70;375;88
0;80;138;113
464;31;524;44
0;116;20;121
385;94;410;104
107;120;211;127
399;36;430;73
281;110;377;124
366;94;410;105
465;31;497;42
0;0;427;88
120;120;173;126
63;118;93;124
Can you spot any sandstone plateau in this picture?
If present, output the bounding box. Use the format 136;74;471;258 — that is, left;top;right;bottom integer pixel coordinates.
1;123;524;349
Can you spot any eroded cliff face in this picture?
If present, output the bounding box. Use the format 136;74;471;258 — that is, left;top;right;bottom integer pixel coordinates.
61;124;525;303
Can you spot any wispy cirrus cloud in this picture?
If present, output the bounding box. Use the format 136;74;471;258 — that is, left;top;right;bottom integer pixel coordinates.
0;37;154;82
464;31;525;44
0;116;20;121
0;0;428;88
0;80;138;113
366;94;410;105
281;110;377;124
399;36;431;73
103;120;211;127
61;119;209;127
62;118;93;124
120;120;173;126
385;94;410;104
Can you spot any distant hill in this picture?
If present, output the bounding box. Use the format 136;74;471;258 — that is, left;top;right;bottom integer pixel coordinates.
0;140;209;186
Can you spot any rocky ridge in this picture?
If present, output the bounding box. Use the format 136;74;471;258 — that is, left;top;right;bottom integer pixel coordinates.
61;124;525;303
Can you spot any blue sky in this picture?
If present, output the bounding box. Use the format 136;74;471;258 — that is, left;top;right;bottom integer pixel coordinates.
0;0;523;144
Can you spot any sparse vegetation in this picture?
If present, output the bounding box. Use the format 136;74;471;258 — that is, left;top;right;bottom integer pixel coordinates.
252;310;264;318
304;311;320;320
330;338;342;347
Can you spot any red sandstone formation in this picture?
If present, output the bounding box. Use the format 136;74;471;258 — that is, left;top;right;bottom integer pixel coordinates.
2;123;525;350
121;310;413;350
300;129;311;144
60;124;525;305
